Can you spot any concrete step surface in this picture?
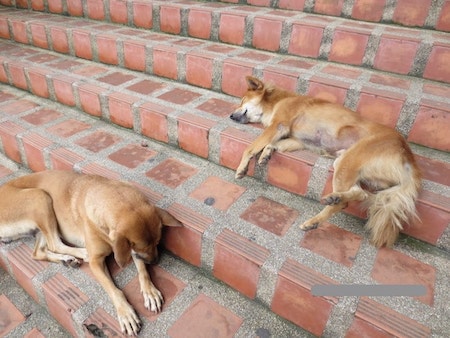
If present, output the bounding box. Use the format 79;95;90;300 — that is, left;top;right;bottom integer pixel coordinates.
0;0;449;337
0;84;449;337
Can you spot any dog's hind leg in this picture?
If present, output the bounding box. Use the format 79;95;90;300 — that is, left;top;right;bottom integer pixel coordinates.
32;232;83;267
300;152;366;230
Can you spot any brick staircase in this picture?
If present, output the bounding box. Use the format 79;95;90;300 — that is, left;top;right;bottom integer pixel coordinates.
0;1;449;337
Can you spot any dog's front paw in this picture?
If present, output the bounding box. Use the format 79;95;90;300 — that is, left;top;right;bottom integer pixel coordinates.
142;287;164;313
117;304;141;336
300;220;320;231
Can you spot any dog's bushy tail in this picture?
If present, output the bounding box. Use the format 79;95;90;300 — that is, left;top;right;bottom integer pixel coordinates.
365;161;421;248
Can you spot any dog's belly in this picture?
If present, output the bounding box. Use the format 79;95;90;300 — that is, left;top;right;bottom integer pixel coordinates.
0;220;38;241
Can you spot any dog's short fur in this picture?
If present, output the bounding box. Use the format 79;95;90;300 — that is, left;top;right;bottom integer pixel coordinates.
231;76;421;247
0;170;182;336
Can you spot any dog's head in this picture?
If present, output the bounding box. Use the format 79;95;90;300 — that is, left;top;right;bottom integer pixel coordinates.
230;76;273;124
112;207;182;268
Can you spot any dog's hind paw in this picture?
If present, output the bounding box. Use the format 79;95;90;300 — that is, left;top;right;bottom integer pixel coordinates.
321;194;341;205
62;256;83;268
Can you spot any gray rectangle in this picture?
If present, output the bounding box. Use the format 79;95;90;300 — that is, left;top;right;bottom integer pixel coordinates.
311;284;426;297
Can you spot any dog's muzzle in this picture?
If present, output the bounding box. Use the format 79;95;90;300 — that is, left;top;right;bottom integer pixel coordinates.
230;109;248;124
132;251;158;264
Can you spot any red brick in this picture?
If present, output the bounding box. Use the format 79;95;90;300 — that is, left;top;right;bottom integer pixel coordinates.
0;60;7;83
83;308;122;337
219;13;246;45
263;67;299;92
423;44;450;83
109;0;127;24
214;229;269;298
48;0;63;13
300;222;362;267
267;150;317;196
96;34;118;65
188;9;212;39
146;158;198;188
123;40;146;72
31;0;44;10
109;143;157;168
168;294;243;337
50;26;69;54
8;62;28;90
153;45;178;80
288;22;324;58
22;108;62;126
241;196;299;236
50;147;84;170
314;0;344;15
308;76;349;104
164;203;212;267
436;1;450;31
351;0;386;22
393;0;431;27
11;19;28;44
108;92;139;129
373;36;419;74
252;17;283;52
47;119;91;138
75;130;122;153
190;176;246;211
0;17;10;39
350;298;430;337
30;23;48;49
28;68;50;98
271;259;337;336
52;75;77;106
248;0;270;5
0;295;25;336
139;102;171;142
73;29;93;60
7;244;48;302
219;127;256;176
408;100;450;151
43;273;89;336
0;122;24;163
356;89;405;128
415;155;450;186
369;73;411;89
160;5;181;34
221;59;254;97
186;52;214;89
86;0;105;20
98;71;135;85
67;0;83;16
158;88;200;105
329;29;369;65
77;83;106;117
132;1;153;29
22;132;52;171
197;98;236;118
403;190;450;245
279;0;305;10
177;113;216;158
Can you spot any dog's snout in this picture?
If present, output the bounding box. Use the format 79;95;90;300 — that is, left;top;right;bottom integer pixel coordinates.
230;109;248;124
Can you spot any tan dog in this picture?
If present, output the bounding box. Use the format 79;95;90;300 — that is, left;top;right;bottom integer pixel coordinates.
0;170;182;336
231;76;421;247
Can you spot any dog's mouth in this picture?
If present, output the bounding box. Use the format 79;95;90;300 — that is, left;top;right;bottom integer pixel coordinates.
230;109;248;124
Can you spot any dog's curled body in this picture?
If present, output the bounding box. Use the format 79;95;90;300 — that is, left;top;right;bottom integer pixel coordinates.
231;76;421;247
0;170;182;336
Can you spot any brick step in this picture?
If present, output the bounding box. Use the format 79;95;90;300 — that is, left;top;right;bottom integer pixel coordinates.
1;6;449;153
0;40;449;247
2;1;450;86
217;0;450;33
1;84;449;337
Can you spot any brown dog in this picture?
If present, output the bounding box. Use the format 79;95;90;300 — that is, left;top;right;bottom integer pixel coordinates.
0;170;182;336
231;76;421;247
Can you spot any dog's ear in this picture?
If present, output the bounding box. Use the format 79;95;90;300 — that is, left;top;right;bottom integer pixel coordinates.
111;232;132;268
156;207;183;227
246;76;264;91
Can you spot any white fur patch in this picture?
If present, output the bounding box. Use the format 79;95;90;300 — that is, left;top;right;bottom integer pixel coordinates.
0;220;38;240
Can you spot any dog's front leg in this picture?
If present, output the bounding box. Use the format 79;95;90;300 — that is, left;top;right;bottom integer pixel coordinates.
132;256;164;313
90;256;141;336
236;124;285;179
